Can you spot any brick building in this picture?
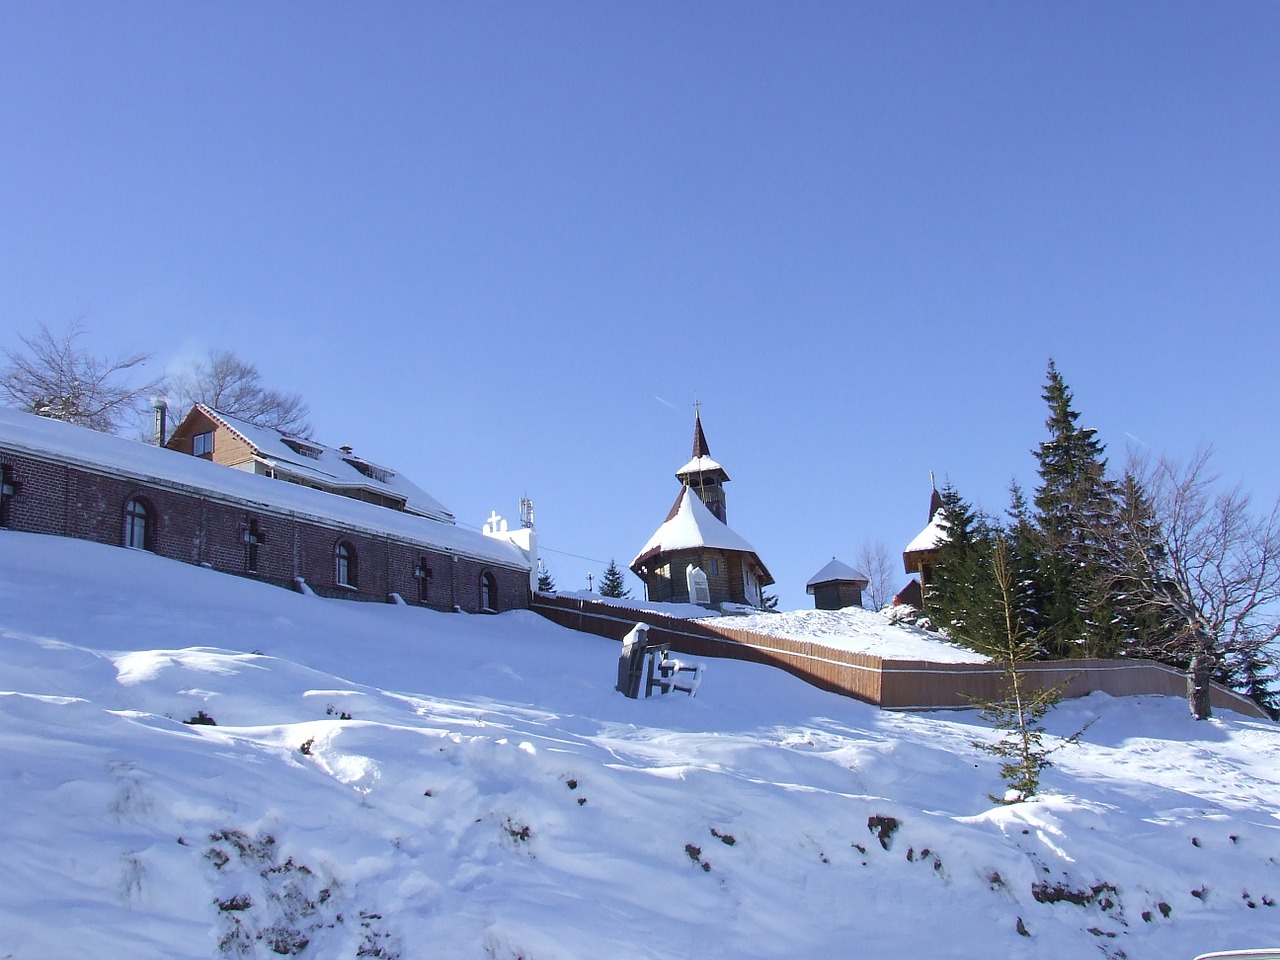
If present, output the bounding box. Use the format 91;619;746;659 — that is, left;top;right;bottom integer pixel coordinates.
0;407;532;613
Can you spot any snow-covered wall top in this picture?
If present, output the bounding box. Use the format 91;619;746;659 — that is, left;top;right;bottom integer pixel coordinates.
0;406;527;569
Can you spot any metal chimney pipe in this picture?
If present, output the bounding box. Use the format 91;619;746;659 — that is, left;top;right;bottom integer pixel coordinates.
152;397;168;446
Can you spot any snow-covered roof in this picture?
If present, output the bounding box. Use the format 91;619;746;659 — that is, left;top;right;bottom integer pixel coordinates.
675;454;728;478
631;487;771;581
805;558;867;591
190;405;455;523
904;509;948;555
0;407;526;569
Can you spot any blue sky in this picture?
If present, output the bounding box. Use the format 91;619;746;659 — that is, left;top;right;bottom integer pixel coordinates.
3;3;1278;607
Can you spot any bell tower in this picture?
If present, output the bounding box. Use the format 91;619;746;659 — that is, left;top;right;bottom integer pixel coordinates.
675;408;730;523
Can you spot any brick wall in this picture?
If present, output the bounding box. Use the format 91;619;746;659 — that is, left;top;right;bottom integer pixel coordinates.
530;594;1268;718
0;447;529;614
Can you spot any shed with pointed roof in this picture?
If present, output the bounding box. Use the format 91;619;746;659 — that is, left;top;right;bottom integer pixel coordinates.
806;558;868;610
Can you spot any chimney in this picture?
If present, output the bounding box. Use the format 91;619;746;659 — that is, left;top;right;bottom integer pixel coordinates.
152;397;168;446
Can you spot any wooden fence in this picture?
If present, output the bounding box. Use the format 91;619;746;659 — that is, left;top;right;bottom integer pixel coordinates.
530;594;1269;719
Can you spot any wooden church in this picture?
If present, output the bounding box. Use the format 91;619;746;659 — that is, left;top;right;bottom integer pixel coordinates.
630;411;774;609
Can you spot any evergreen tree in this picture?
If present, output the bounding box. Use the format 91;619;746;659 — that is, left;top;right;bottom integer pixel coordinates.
926;484;1002;652
536;561;556;593
970;541;1087;802
598;559;631;599
1032;361;1123;658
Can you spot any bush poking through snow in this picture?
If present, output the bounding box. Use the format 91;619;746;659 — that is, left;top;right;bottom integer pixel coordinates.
867;815;900;850
184;710;217;726
684;843;712;872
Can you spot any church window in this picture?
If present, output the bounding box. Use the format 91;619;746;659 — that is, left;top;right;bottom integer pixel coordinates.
335;540;357;587
123;497;154;551
416;559;433;602
480;571;497;611
709;558;720;576
243;518;263;573
0;465;15;526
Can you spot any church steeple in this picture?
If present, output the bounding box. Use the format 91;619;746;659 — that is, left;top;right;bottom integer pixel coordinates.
675;409;730;523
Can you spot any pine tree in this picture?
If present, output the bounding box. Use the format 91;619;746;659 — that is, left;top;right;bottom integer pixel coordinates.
956;538;1086;803
536;561;556;593
598;559;631;599
926;484;1002;652
1032;361;1122;658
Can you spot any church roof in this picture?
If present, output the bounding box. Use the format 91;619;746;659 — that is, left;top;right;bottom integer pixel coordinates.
805;558;867;592
904;510;947;555
630;487;773;584
178;404;455;523
675;411;729;480
0;406;524;568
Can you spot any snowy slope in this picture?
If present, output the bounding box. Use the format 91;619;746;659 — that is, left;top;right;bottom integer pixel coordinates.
2;531;1279;960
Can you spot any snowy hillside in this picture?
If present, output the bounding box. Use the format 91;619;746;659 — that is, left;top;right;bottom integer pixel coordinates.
2;531;1279;960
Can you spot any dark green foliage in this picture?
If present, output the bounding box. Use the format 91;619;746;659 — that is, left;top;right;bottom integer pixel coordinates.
598;558;631;599
536;562;556;592
948;538;1086;802
1032;361;1123;659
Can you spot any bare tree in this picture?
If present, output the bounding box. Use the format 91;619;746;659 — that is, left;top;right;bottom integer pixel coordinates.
855;539;896;610
170;349;312;437
1104;449;1280;719
1;321;164;434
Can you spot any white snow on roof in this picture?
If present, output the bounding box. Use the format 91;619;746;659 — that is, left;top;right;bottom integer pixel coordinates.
0;407;525;569
675;455;727;477
201;406;455;523
631;487;762;566
805;558;866;590
904;508;948;554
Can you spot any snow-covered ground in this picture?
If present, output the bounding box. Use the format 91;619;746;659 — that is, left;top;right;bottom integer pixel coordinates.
700;606;990;663
554;591;988;663
3;531;1279;959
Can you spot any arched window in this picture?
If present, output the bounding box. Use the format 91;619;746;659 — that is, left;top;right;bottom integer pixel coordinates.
480;571;497;612
335;540;357;588
123;497;153;551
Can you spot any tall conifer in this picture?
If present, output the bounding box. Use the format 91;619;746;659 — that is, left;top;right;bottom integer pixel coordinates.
1032;361;1122;658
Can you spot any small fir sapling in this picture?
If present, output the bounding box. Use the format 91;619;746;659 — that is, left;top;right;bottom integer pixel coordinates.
598;559;631;599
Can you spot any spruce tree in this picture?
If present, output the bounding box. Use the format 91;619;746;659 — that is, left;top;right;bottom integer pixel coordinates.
926;484;999;651
536;562;556;593
1032;361;1122;658
598;559;631;599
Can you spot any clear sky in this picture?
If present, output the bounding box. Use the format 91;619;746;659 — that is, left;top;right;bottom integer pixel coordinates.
3;3;1278;608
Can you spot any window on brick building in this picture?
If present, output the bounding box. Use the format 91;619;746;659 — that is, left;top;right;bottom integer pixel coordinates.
244;518;263;573
480;571;497;612
0;465;14;526
415;559;432;603
335;540;357;588
123;497;154;551
192;431;214;457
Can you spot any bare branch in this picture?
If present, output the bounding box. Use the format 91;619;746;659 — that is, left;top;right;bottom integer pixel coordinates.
854;540;896;611
1;321;164;434
170;349;312;437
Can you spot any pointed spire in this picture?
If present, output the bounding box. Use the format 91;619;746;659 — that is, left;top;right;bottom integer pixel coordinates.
928;474;944;520
692;408;711;459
